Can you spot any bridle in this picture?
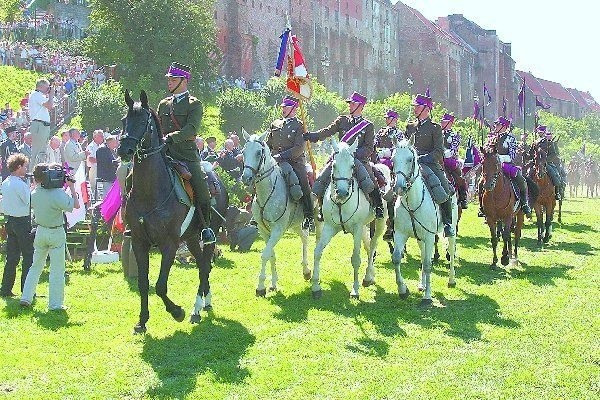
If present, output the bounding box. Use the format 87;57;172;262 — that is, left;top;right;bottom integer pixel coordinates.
392;146;418;195
483;152;501;192
121;109;164;164
329;151;360;234
243;141;272;184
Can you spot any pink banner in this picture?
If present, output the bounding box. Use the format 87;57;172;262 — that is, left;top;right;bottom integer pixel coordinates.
100;180;122;222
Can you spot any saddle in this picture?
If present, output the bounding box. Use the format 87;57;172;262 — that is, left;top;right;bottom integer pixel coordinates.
168;158;192;181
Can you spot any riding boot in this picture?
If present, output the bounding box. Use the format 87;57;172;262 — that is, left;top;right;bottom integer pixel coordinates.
301;194;314;230
370;189;385;219
440;199;455;237
515;173;532;218
383;199;395;241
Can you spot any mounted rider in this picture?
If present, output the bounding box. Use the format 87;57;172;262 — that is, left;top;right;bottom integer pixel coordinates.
157;62;215;244
440;113;468;209
490;116;532;217
266;96;314;229
374;109;404;240
529;125;565;200
405;93;455;237
304;91;385;219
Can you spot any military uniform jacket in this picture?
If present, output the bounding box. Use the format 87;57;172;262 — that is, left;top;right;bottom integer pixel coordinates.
266;117;305;163
157;93;203;162
405;118;444;163
531;137;560;165
314;115;374;162
497;133;517;163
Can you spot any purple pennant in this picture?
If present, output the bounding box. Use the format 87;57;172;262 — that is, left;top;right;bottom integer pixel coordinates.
518;80;526;114
473;100;480;119
536;96;551;109
484;82;492;106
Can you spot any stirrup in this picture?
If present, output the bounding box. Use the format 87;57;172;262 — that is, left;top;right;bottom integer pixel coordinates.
460;200;468;209
200;228;216;245
302;216;314;230
521;204;532;218
478;208;485;217
444;224;455;237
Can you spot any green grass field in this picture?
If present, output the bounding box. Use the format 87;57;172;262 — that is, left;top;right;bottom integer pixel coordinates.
0;197;598;399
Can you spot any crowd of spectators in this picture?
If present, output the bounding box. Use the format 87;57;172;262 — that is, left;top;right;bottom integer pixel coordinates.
196;131;244;180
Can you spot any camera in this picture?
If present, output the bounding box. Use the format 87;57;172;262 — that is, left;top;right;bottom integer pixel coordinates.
39;165;75;189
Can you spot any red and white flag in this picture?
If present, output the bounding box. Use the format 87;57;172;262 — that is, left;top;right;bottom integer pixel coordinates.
286;35;312;100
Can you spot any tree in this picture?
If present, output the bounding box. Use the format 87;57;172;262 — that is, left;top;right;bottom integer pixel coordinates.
0;0;23;23
86;0;219;102
76;81;125;133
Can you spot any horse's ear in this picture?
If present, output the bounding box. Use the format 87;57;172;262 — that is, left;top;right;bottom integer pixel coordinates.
241;127;251;141
125;89;134;109
140;90;149;110
349;138;359;154
331;137;339;153
257;131;268;143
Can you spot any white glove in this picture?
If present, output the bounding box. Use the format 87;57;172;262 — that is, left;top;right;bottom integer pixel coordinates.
503;139;510;149
443;149;452;158
446;136;452;144
498;154;511;163
378;148;391;158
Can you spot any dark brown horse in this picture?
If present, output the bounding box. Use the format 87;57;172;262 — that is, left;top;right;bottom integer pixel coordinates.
530;148;556;245
118;90;214;333
480;145;524;267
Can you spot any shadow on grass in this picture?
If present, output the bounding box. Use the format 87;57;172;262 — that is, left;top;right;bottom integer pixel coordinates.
142;317;254;398
2;300;82;330
544;240;597;255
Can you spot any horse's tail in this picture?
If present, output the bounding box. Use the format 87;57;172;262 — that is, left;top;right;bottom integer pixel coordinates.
526;175;539;205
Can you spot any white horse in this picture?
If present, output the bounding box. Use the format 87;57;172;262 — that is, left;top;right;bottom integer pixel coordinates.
390;138;458;306
312;140;388;300
241;131;312;296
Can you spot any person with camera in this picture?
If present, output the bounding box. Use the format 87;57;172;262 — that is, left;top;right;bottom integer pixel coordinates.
28;79;54;171
0;154;33;297
20;163;80;311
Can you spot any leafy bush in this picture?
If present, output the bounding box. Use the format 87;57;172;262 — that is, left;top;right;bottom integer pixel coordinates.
76;81;125;132
217;88;268;136
0;66;43;111
216;167;250;208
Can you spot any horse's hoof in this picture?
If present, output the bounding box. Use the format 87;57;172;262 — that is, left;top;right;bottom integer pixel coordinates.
399;288;410;300
448;281;456;288
350;293;359;300
269;286;277;292
543;237;550;244
433;253;440;262
203;304;213;311
173;308;185;322
490;263;497;269
190;313;201;324
501;256;509;266
256;288;266;297
417;285;424;292
303;271;312;281
419;298;433;307
133;324;147;334
362;279;375;287
312;290;322;300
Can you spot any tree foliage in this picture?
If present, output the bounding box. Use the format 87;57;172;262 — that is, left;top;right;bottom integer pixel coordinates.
76;81;125;133
0;0;23;23
85;0;219;99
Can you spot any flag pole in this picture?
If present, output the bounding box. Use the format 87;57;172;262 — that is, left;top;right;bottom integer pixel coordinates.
298;100;317;176
523;82;526;146
481;83;486;146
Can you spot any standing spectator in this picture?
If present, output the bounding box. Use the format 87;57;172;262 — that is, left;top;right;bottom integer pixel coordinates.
95;135;119;198
229;133;242;157
0;154;33;297
18;131;32;158
59;130;69;162
62;128;88;171
20;162;80;311
201;136;218;162
195;137;204;154
85;129;104;194
28;78;54;170
46;136;61;164
0;126;19;180
216;139;243;180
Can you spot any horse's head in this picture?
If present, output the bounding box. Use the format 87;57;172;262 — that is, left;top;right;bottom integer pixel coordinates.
534;147;548;178
330;139;358;201
481;144;501;192
391;137;417;196
117;90;160;162
241;129;271;185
